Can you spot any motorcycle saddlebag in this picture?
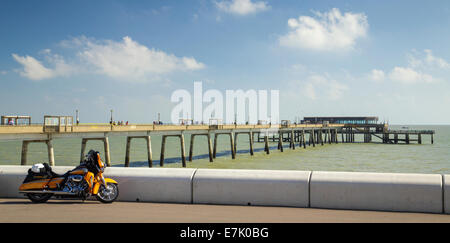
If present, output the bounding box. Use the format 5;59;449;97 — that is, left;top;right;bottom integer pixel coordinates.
23;163;53;183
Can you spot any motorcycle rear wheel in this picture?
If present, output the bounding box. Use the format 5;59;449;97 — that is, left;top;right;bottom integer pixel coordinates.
96;183;119;203
26;193;53;203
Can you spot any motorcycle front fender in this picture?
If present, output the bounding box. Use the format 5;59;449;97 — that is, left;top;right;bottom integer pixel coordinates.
105;178;118;184
92;178;118;195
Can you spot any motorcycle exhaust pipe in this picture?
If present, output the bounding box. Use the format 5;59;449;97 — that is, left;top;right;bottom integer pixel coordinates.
19;190;76;195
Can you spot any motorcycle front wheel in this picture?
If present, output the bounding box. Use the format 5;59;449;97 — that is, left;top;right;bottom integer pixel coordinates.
26;193;53;203
96;183;119;203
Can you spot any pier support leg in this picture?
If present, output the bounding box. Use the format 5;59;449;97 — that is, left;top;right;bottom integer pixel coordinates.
103;137;111;167
46;139;55;166
189;134;196;162
320;130;324;146
146;136;153;167
230;133;236;159
308;131;311;146
21;141;28;166
418;134;422;144
264;135;269;154
328;129;331;144
180;134;186;167
234;133;238;154
394;134;398;144
160;136;166;167
207;134;213;162
311;130;315;147
125;137;131;167
431;134;434;144
277;133;281;150
290;130;295;150
278;131;284;152
249;132;254;155
302;129;306;148
297;130;301;148
213;134;218;159
80;139;87;162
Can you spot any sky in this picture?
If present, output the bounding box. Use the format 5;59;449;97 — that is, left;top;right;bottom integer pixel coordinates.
1;0;450;124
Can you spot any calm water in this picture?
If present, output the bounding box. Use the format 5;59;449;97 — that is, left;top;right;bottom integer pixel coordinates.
1;125;449;174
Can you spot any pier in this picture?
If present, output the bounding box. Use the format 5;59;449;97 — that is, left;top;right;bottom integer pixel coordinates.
0;115;435;167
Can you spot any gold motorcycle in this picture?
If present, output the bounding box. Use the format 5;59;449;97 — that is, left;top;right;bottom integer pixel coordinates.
19;150;119;203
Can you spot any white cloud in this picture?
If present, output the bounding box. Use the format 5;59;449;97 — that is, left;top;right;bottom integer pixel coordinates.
12;54;60;80
371;49;450;85
388;67;433;84
303;82;317;100
279;8;368;51
216;0;270;15
12;48;76;81
181;57;206;70
75;36;204;81
369;69;385;82
12;36;205;82
408;49;450;69
299;75;348;100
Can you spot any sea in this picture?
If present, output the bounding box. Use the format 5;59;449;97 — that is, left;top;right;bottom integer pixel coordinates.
1;125;449;174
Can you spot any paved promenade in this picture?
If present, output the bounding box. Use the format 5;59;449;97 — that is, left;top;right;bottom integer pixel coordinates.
1;198;450;223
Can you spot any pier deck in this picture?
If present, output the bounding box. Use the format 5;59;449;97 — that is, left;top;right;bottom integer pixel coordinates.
0;123;343;138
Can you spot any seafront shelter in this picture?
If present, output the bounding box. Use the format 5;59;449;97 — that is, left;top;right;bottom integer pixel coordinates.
0;115;31;125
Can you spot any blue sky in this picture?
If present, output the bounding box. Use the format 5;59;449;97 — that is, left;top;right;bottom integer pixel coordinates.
1;0;450;124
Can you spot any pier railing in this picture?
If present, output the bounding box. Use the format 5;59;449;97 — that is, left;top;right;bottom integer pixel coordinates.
0;123;345;135
386;129;435;134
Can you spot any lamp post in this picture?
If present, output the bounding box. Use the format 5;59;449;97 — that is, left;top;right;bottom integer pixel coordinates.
76;109;79;125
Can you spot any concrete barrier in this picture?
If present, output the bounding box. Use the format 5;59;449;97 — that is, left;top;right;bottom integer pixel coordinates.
0;166;447;214
0;166;196;204
0;166;72;198
444;175;450;214
310;171;443;213
192;169;311;207
104;167;196;203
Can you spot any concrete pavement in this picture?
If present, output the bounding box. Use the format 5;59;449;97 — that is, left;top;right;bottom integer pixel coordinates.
1;198;450;223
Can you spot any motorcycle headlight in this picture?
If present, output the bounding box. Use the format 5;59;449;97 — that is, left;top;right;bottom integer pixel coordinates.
99;161;105;172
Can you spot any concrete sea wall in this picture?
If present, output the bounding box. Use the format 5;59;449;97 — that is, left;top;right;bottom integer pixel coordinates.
0;166;448;214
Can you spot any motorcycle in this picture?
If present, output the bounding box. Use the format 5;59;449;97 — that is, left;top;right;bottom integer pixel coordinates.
19;150;119;203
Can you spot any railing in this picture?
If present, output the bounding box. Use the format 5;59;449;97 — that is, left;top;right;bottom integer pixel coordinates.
387;130;435;134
